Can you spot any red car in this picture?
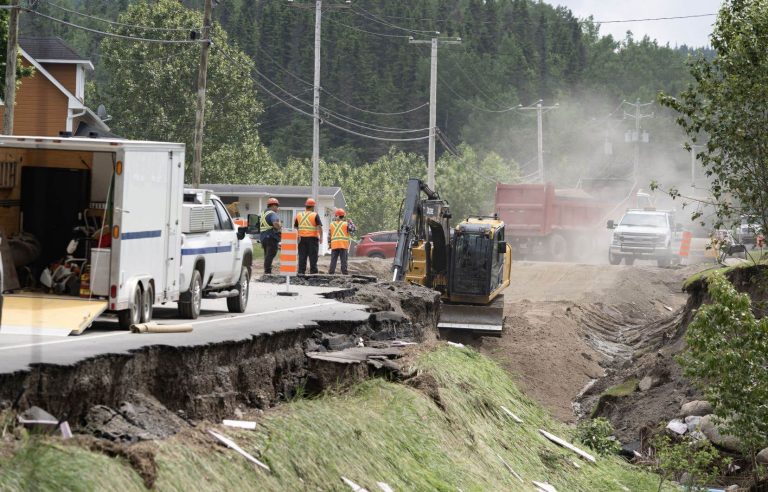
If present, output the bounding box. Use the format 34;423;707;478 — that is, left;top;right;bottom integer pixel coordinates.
355;231;398;259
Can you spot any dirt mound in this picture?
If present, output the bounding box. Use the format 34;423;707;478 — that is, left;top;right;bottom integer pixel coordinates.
477;262;692;424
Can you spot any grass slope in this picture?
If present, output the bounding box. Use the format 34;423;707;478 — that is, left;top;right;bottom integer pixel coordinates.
0;346;666;491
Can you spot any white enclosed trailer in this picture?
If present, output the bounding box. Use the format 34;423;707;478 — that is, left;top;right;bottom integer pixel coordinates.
0;136;251;336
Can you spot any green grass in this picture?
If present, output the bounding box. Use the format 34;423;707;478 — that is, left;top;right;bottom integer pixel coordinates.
602;378;639;398
0;347;669;491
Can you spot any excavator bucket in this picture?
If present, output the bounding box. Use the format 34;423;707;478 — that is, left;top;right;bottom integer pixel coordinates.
438;295;505;336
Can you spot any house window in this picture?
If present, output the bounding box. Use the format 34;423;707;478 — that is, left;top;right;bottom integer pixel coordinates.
0;161;18;189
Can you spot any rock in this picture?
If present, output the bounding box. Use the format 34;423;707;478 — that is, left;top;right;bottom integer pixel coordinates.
18;406;58;432
756;447;768;465
666;419;688;435
233;407;244;419
685;415;702;432
638;376;655;392
680;400;713;417
699;415;742;452
322;333;355;351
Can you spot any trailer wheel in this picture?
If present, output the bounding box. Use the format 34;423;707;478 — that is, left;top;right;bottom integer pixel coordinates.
547;234;568;262
179;269;202;319
227;266;250;313
118;285;142;329
141;283;154;323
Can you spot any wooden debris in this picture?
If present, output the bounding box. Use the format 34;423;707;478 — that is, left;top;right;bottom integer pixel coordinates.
494;452;523;483
533;481;557;492
538;429;596;463
341;476;369;492
376;483;394;492
208;430;270;472
446;341;465;348
222;419;257;430
500;405;524;424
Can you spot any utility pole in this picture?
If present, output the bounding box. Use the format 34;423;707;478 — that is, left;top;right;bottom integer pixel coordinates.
409;36;461;190
518;100;558;183
288;1;349;203
622;99;654;183
191;0;213;188
3;0;20;135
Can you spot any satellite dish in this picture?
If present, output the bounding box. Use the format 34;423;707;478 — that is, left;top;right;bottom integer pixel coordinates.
96;104;111;122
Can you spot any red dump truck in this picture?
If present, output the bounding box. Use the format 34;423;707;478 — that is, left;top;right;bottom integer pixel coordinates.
495;179;651;261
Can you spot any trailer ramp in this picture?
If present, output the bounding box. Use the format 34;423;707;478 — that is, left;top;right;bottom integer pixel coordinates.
0;294;108;336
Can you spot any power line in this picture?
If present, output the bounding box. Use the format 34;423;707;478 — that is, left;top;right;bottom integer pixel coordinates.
40;0;196;32
218;47;429;142
596;13;716;24
254;44;429;116
25;8;206;44
437;73;518;113
324;13;413;39
349;5;438;36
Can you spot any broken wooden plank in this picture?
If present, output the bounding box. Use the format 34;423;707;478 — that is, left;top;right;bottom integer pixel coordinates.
494;452;523;483
59;421;73;439
538;429;596;463
208;429;270;472
376;483;394;492
222;419;257;430
446;341;465;348
341;476;369;492
500;405;524;424
533;481;557;492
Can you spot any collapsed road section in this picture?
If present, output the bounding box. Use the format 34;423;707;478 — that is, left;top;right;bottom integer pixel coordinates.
0;278;440;428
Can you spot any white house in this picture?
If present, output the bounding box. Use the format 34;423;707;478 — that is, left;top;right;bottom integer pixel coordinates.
203;184;347;255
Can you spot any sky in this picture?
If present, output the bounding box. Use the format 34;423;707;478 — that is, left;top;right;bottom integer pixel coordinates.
554;0;723;47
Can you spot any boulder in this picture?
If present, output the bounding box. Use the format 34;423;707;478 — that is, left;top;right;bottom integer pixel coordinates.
680;400;713;417
757;447;768;466
638;376;656;392
684;415;702;432
666;419;688;435
17;406;58;433
699;415;742;452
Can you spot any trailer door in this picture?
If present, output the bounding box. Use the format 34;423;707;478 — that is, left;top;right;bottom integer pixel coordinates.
163;151;182;301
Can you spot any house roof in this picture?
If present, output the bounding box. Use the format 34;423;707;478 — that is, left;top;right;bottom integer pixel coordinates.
19;37;92;67
203;184;342;198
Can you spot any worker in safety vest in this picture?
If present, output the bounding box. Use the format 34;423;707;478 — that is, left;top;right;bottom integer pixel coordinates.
294;198;322;274
328;209;354;275
259;197;282;274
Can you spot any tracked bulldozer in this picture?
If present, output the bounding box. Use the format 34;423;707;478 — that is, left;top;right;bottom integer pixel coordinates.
392;178;512;335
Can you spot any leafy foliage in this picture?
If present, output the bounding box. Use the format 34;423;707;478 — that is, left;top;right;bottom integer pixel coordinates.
660;0;768;231
92;0;271;183
652;433;725;492
679;272;768;456
575;417;621;456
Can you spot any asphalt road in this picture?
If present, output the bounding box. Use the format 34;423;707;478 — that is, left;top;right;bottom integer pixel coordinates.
0;281;369;374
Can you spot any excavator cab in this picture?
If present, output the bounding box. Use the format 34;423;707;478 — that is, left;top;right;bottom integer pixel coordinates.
392;179;512;336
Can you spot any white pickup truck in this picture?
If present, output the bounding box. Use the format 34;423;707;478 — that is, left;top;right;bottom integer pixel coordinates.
607;209;681;267
0;136;252;336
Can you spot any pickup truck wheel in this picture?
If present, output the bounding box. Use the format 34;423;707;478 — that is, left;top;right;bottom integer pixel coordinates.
118;285;142;329
227;266;250;313
608;251;622;265
179;270;202;319
141;284;154;323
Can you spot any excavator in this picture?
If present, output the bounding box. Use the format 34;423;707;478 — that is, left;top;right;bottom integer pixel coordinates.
392;178;512;334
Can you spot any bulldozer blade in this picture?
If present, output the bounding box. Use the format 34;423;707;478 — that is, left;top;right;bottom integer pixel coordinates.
438;295;505;335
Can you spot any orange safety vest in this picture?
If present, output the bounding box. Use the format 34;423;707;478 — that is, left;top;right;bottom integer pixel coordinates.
330;220;351;250
296;211;320;238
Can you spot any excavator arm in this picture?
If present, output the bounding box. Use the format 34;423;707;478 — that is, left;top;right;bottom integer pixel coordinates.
391;178;449;283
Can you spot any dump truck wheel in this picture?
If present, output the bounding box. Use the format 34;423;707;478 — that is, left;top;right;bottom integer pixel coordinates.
118;285;142;329
548;234;568;261
179;270;202;319
227;266;250;314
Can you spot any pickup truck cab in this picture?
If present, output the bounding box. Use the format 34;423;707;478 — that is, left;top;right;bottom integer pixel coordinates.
607;209;681;267
177;189;253;321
